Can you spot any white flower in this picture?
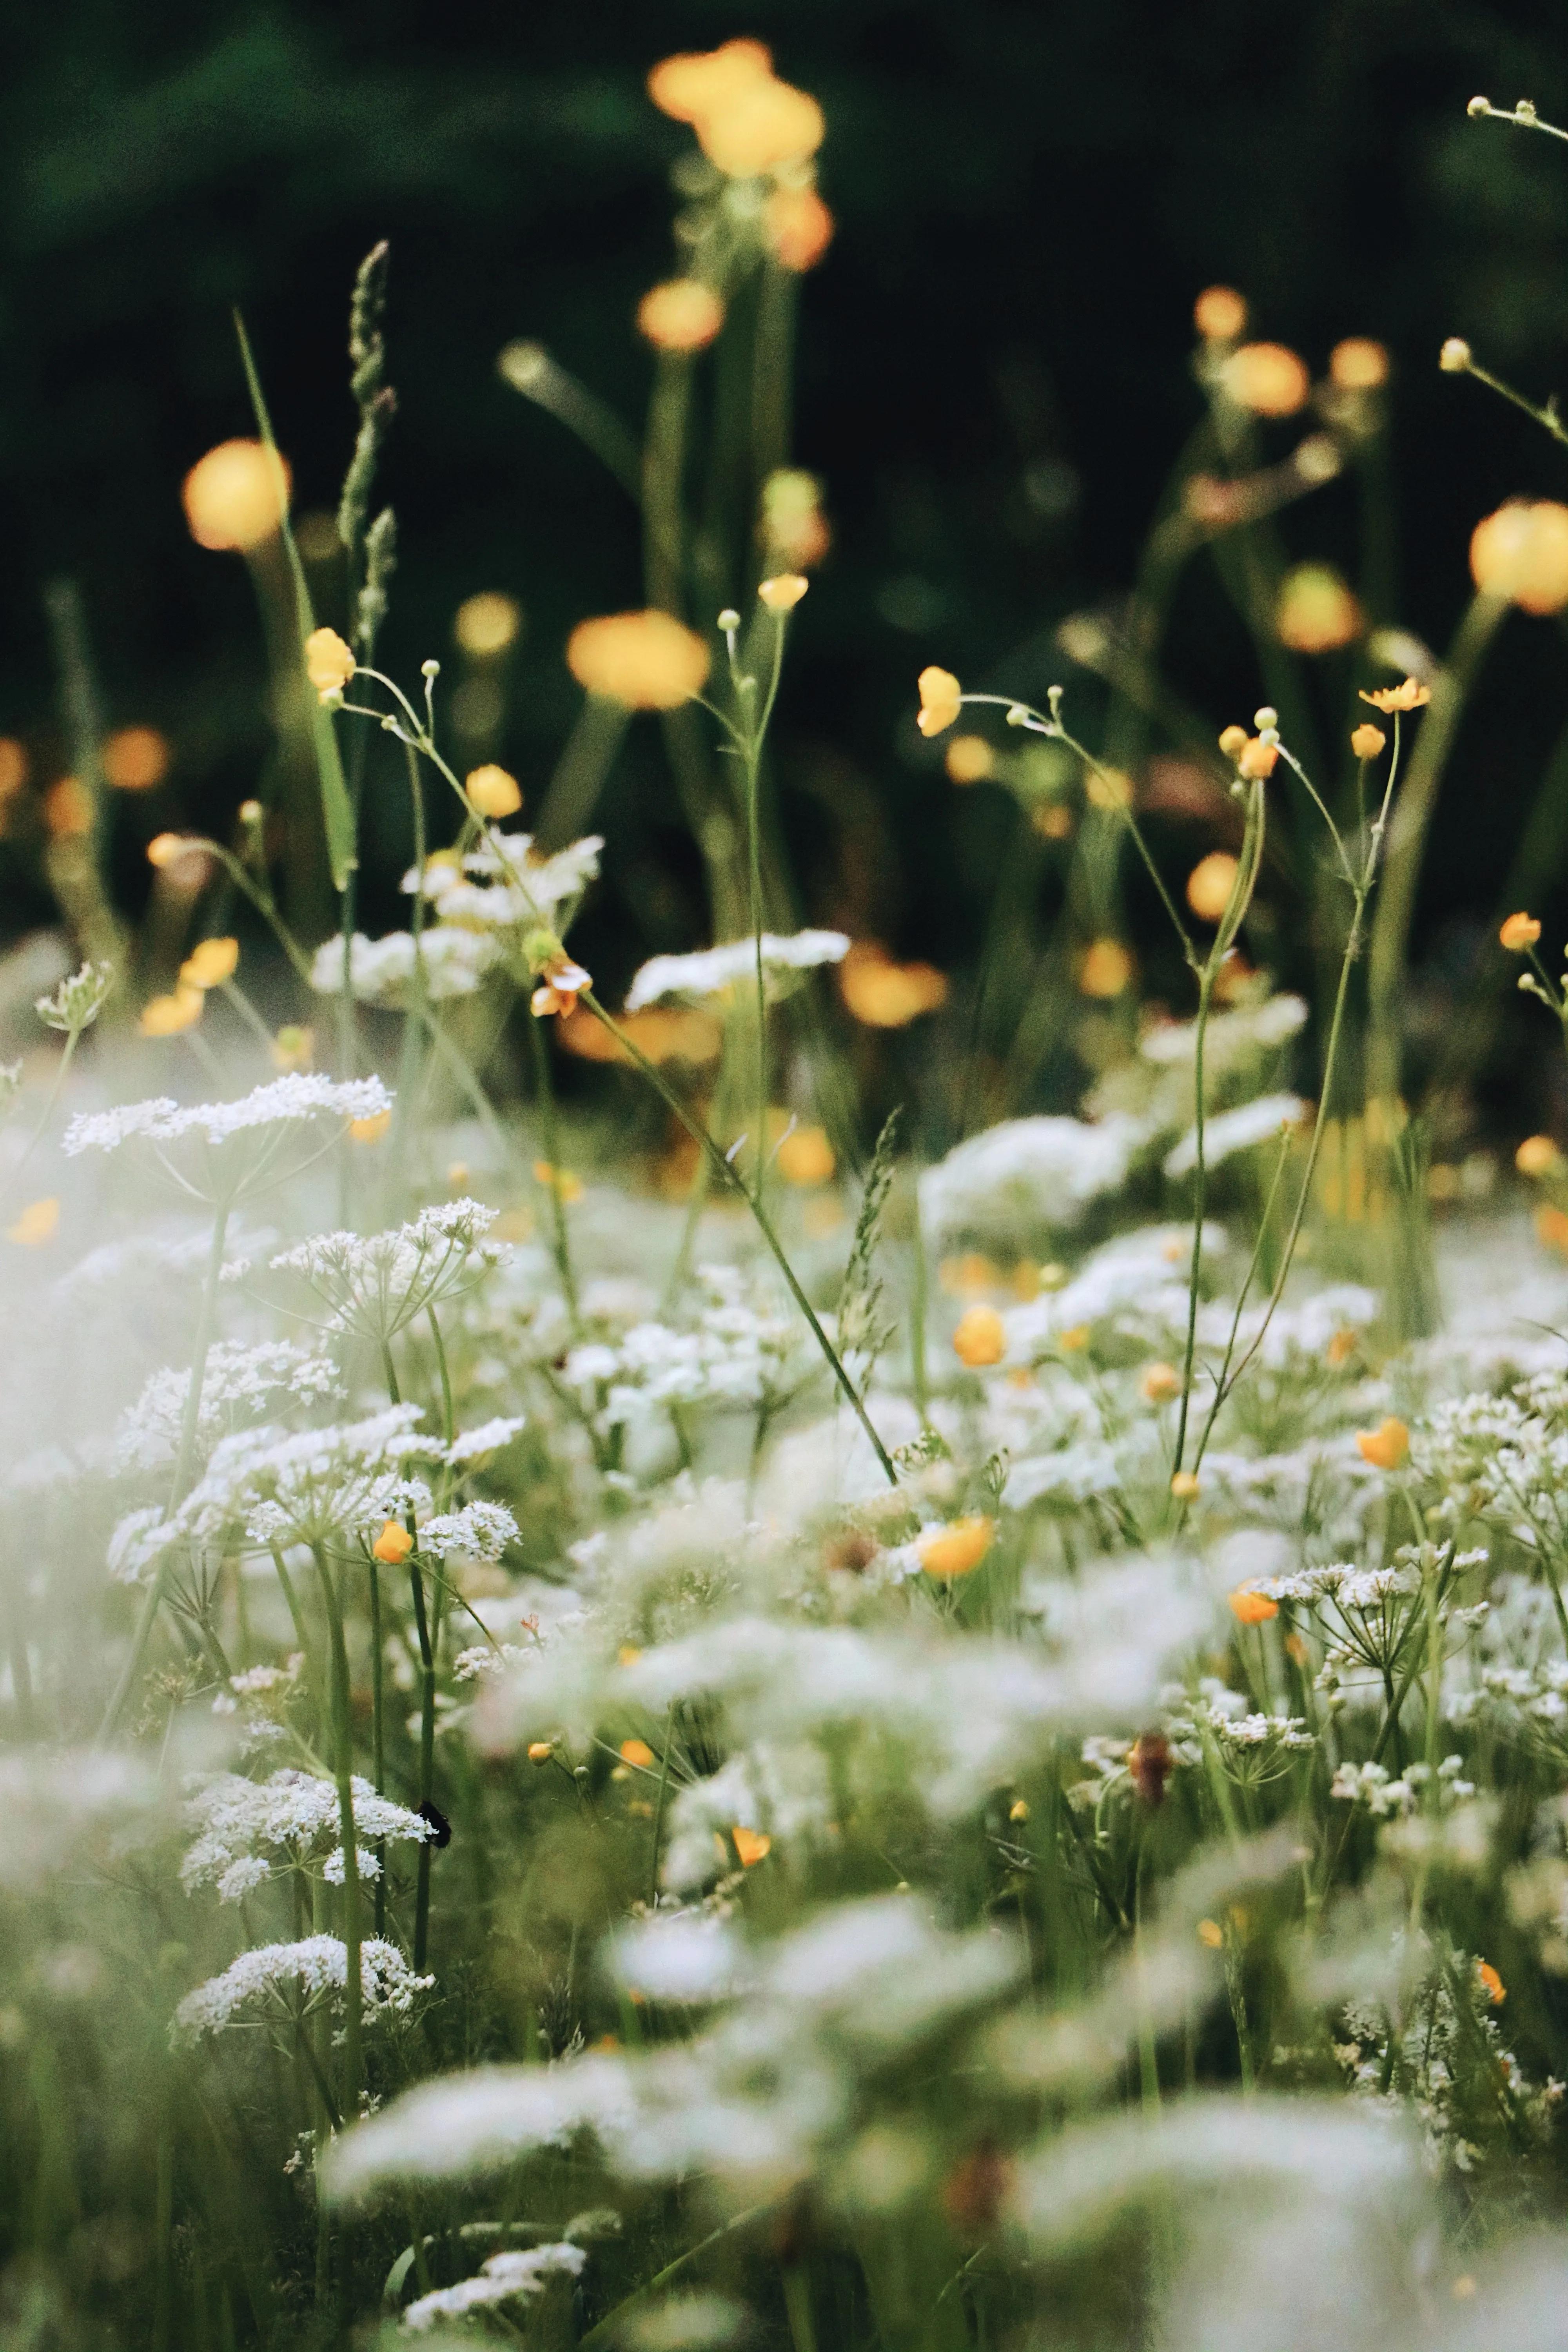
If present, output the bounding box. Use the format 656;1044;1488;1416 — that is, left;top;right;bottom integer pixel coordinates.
406;832;604;932
1163;1093;1307;1180
1138;992;1308;1067
173;1934;433;2039
181;1768;432;1900
417;1501;519;1563
445;1416;526;1463
625;931;849;1011
64;1074;392;1157
401;2244;588;2333
310;927;500;1005
166;1405;440;1556
37;960;113;1033
272;1201;507;1340
114;1341;343;1474
920;1116;1140;1243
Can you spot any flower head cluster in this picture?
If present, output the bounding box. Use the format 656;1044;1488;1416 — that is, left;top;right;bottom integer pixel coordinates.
64;1075;393;1159
401;2243;588;2334
310;927;499;1006
174;1934;433;2040
272;1201;508;1341
404;831;603;935
37;960;113;1034
626;930;849;1012
114;1340;343;1474
181;1768;433;1902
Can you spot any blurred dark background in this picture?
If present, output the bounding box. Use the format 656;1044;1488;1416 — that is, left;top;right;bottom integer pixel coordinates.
6;0;1568;1113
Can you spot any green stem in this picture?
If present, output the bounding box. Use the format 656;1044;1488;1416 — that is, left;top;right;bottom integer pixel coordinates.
528;1016;578;1319
313;1544;364;2119
368;1558;386;1937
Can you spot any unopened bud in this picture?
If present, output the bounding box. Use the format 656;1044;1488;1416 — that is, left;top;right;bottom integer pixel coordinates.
1253;706;1278;731
1466;94;1491;116
1006;704;1028;728
1517;98;1537;122
421;658;441;678
1439;337;1472;373
717;608;740;632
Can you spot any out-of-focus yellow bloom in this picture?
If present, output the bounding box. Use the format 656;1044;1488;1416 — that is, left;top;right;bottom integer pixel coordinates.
0;739;28;798
1058;1325;1090;1352
1085;766;1133;811
917;1515;995;1578
637;279;725;352
839;942;948;1027
775;1124;835;1185
1077;939;1133;998
179;937;239;991
304;627;356;702
760;468;830;568
454;592;522;657
530;955;591;1020
1350;722;1386;759
731;1824;772;1866
465;764;523;818
766;185;835;271
1220;342;1310;417
1471;500;1568;613
1538;1204;1568;1258
1197;1917;1225;1949
1194;285;1247;342
534;1160;584;1204
1218;724;1249;759
557;1004;720;1066
1140;1361;1182;1403
1517;1134;1561;1177
1499;911;1542;951
527;1740;554;1764
1276;563;1361;653
1326;1327;1359;1368
44;778;93;837
916;666;962;737
1329;337;1389;390
349;1110;392;1145
1439;336;1472;373
6;1197;59;1247
758;572;809;610
567;611;710;708
140;987;204;1038
1009;1797;1029;1823
647;38;773;121
620;1739;656;1769
103;725;170;790
940;1252;1001;1297
1229;1586;1279;1624
952;1305;1006;1367
1170;1470;1201;1501
372;1521;414;1565
1359;676;1431;713
182;439;290;552
1186;852;1240;923
697;78;824;176
1477;1960;1506;2005
1237;736;1279;781
945;735;993;784
1034;802;1073;840
272;1024;314;1072
1356;1416;1410;1471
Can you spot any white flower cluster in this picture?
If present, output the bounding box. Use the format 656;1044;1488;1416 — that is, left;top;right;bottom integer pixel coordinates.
1162;1091;1306;1180
114;1340;343;1474
174;1934;434;2040
310;927;500;1005
401;2242;588;2333
181;1768;433;1902
64;1075;393;1157
920;1115;1142;1244
272;1201;508;1339
625;929;849;1011
561;1265;804;1431
1330;1754;1474;1817
406;830;603;930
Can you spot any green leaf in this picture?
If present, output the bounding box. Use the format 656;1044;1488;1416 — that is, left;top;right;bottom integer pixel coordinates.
234;310;358;892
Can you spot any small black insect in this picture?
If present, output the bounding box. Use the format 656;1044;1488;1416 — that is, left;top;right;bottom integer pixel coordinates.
416;1800;452;1849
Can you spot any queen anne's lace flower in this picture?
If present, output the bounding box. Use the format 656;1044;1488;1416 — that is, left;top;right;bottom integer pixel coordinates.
310;927;500;1005
405;831;603;933
272;1201;508;1340
625;930;849;1011
401;2244;588;2334
173;1935;433;2039
181;1769;432;1901
64;1075;392;1157
114;1341;342;1474
1163;1091;1306;1180
920;1115;1142;1243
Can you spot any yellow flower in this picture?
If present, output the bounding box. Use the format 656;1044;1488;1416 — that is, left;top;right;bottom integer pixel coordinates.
917;1516;995;1578
304;627;356;702
372;1520;414;1565
1329;336;1389;390
179;936;239;991
1140;1361;1181;1403
465;764;523;819
1077;939;1133;998
1193;285;1247;342
765;186;834;272
1539;1204;1568;1258
1325;1327;1359;1368
1477;1960;1506;2005
1220;341;1310;417
567;611;711;709
647;39;773;123
533;1160;584;1204
945;735;993;784
636;279;725;353
775;1124;835;1185
529;955;591;1020
1229;1586;1279;1624
839;942;948;1027
952;1305;1007;1367
6;1197;59;1247
1276;563;1361;653
1350;722;1386;759
1356;1416;1410;1471
1058;1324;1090;1352
1237;735;1279;780
1085;766;1133;811
1170;1470;1201;1501
916;665;962;737
1217;724;1249;759
271;1024;314;1072
182;439;290;552
1439;336;1472;373
1197;1916;1225;1949
731;1824;772;1866
620;1738;656;1769
0;739;28;798
1471;499;1568;613
140;987;204;1038
1517;1134;1561;1178
1359;676;1431;713
557;1004;720;1067
44;779;93;838
527;1740;554;1765
758;572;809;610
1186;852;1239;923
103;725;170;790
349;1110;392;1145
1009;1797;1030;1823
1499;911;1542;951
695;78;824;177
454;592;522;657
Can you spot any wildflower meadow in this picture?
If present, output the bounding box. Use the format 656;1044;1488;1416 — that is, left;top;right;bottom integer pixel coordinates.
14;33;1568;2352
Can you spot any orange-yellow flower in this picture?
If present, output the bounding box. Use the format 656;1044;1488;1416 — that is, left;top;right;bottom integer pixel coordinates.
1141;1361;1182;1403
1477;1960;1506;2005
454;592;522;657
1499;911;1542;952
530;954;592;1020
952;1305;1007;1368
1237;735;1279;780
304;627;356;702
765;185;834;271
731;1824;772;1866
696;78;824;177
103;725;170;791
758;572;809;611
916;666;962;737
839;942;948;1027
1170;1470;1201;1502
1517;1134;1561;1178
44;778;93;837
1197;1916;1225;1949
557;1004;720;1066
1077;939;1133;999
1326;1327;1359;1368
567;610;711;708
272;1024;314;1073
1350;722;1387;760
1359;676;1431;713
1276;563;1361;653
775;1123;835;1185
527;1740;554;1765
533;1159;585;1204
1193;285;1247;343
349;1109;392;1145
1356;1416;1410;1471
1539;1204;1568;1257
620;1738;656;1769
1085;766;1133;812
1229;1586;1279;1624
140;987;203;1038
917;1515;995;1578
1471;499;1568;613
647;39;773;122
6;1197;59;1248
945;735;993;784
465;764;523;818
1218;724;1249;759
372;1520;414;1565
0;739;27;798
179;937;239;991
1221;342;1311;417
1186;852;1240;923
182;439;290;552
1329;337;1389;390
636;279;725;353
